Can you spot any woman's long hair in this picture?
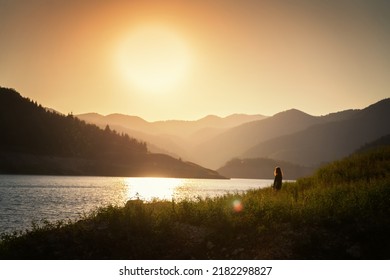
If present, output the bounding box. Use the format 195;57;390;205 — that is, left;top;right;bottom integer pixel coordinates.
274;166;283;177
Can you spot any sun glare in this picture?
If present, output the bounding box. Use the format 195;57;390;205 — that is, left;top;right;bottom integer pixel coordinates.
116;25;192;93
124;177;185;201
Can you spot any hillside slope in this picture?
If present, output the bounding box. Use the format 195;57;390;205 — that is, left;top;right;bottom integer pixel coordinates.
242;99;390;167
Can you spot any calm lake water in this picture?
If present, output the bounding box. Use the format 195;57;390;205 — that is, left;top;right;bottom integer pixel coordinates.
0;175;273;234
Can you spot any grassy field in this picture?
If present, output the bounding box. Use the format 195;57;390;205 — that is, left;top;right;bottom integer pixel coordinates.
1;146;390;259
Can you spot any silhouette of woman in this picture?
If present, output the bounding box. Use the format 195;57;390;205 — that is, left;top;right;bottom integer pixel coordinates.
273;166;283;191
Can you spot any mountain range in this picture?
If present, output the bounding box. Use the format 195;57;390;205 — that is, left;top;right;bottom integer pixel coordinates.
0;87;223;178
2;86;388;180
77;98;390;179
241;100;390;167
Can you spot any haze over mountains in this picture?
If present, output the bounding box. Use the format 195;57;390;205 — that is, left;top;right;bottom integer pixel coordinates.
78;98;390;179
77;113;267;160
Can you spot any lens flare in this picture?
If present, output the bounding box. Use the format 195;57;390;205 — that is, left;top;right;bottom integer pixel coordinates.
232;199;243;212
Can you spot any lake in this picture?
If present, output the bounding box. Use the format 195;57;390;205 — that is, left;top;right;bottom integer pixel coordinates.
0;175;273;234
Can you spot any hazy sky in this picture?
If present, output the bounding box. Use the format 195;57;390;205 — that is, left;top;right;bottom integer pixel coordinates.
1;0;389;121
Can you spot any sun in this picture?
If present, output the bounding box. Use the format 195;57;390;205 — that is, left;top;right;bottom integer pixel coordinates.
117;25;192;93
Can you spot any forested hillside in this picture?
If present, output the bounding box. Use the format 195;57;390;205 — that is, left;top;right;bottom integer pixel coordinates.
0;88;147;159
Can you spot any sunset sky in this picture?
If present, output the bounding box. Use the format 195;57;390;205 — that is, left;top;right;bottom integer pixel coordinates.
1;0;389;121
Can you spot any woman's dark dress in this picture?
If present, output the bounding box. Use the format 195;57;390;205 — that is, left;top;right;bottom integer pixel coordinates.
273;174;282;190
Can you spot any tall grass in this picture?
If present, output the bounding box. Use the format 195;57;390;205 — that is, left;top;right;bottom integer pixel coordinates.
1;146;390;259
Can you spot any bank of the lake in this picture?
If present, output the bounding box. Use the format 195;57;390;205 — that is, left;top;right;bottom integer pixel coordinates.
0;176;272;234
1;146;390;259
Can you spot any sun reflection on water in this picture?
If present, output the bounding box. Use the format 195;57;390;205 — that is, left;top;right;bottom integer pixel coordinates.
124;177;186;201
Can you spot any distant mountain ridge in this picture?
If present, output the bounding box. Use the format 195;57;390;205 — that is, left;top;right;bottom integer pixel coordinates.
191;109;325;168
77;112;267;137
242;98;390;167
0;87;224;178
216;101;390;179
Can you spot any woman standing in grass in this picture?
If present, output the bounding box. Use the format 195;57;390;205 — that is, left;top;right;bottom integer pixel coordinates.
273;166;283;191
